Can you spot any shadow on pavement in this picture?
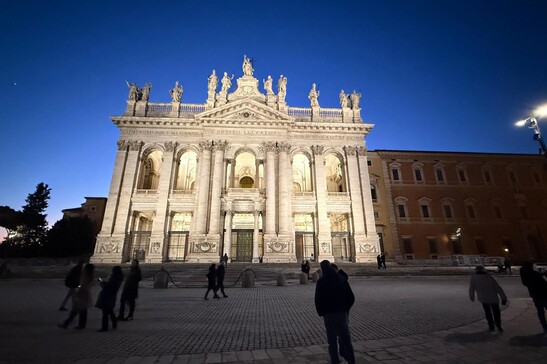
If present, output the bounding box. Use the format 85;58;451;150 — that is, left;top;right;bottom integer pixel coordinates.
509;334;547;347
444;331;498;344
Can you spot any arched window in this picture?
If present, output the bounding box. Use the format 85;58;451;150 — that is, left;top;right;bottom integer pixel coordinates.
325;154;346;192
138;150;163;190
234;152;256;188
292;153;312;192
175;150;197;190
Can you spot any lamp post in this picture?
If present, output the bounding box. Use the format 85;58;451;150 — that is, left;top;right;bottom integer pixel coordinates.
515;104;547;158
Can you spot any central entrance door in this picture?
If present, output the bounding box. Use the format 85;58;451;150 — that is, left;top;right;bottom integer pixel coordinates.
235;230;253;262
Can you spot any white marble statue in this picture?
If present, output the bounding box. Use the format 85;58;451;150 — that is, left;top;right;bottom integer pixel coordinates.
277;75;287;100
263;75;273;95
170;81;183;103
242;55;254;76
208;70;218;93
126;81;139;101
221;72;234;93
141;83;152;102
350;91;361;109
339;89;348;108
308;83;320;108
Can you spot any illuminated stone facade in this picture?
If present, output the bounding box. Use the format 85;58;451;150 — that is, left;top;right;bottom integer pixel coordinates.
91;58;380;264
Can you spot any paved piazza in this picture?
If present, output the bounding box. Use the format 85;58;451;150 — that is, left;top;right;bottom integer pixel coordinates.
1;276;546;363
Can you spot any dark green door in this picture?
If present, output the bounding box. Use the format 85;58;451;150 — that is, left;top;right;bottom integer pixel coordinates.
236;230;253;262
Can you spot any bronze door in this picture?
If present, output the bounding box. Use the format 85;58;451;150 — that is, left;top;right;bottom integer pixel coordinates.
236;230;253;262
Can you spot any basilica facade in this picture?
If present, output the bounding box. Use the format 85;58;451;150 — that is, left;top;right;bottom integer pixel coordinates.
91;57;380;264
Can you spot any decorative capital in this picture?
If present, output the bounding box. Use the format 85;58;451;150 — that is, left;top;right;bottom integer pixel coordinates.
344;146;358;156
128;140;143;151
278;142;291;153
198;141;212;152
358;146;367;156
117;140;128;151
263;142;278;153
311;145;324;155
212;140;228;152
164;141;177;152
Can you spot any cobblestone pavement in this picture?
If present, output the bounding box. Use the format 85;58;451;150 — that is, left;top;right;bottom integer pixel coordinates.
1;276;546;363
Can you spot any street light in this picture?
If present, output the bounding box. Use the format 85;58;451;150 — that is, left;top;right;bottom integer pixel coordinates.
515;104;547;157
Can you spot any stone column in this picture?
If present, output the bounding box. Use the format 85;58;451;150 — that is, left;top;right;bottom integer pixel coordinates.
208;141;227;237
255;159;260;189
264;142;277;236
345;146;368;263
92;140;132;263
224;209;233;261
230;159;236;188
356;146;380;262
148;142;177;263
311;145;334;261
278;143;291;234
253;210;260;262
194;141;212;234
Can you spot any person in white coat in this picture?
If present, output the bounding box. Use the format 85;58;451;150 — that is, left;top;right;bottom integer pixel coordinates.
469;265;508;332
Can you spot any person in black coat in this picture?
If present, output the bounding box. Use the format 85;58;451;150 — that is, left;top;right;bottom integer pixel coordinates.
520;262;547;333
118;259;142;321
96;266;124;332
204;264;220;300
315;260;355;364
216;262;228;298
381;253;387;269
376;255;382;269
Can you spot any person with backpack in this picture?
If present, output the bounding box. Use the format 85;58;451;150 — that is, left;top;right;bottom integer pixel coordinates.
96;266;124;332
59;261;83;311
58;263;95;330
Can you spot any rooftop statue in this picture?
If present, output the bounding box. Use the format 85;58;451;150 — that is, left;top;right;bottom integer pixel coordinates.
308;83;320;108
141;83;152;102
339;89;349;108
208;70;218;93
170;81;183;103
242;55;254;76
263;75;273;95
126;81;139;101
350;91;361;109
221;72;234;93
277;75;287;100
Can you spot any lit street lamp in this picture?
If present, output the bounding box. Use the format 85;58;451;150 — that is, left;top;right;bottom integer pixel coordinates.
515;104;547;157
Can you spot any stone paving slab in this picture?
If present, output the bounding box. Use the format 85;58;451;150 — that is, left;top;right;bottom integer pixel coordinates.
0;277;545;363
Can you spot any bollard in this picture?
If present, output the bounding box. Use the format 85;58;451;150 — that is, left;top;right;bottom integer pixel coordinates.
299;272;309;284
277;273;286;286
154;268;169;289
242;269;255;288
311;271;320;283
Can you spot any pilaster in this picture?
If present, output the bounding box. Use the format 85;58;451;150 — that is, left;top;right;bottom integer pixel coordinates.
345;146;368;262
311;145;334;262
207;140;227;243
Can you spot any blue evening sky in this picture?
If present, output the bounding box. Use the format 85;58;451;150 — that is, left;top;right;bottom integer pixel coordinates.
1;0;546;229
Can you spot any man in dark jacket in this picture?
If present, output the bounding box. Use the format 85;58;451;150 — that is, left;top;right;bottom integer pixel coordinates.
59;261;83;311
118;259;142;321
520;262;547;333
217;262;228;298
315;260;355;364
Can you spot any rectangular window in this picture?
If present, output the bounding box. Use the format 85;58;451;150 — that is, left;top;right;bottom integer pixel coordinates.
371;187;377;201
392;169;400;181
484;171;491;183
466;205;476;219
374;211;379;219
475;239;486;254
398;204;406;218
414;169;422;181
436;169;444;182
403;238;413;254
428;238;438;254
458;169;467;182
367;160;372;166
421;205;430;218
443;205;453;219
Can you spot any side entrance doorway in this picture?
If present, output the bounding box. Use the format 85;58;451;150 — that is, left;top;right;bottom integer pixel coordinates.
233;229;253;262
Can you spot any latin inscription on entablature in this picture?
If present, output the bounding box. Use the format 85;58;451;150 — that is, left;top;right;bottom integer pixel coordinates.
289;134;363;141
121;129;202;136
210;129;283;136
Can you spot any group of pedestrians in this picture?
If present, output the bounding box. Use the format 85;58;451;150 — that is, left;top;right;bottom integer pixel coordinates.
58;259;142;332
204;262;228;300
469;262;547;335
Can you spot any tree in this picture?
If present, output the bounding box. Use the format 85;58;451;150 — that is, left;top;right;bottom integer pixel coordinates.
44;216;96;257
3;183;51;256
0;206;23;238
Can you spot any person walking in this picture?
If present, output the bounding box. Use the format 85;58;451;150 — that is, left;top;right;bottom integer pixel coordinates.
59;261;83;311
469;265;508;332
315;260;355;364
58;263;95;330
380;253;387;269
118;259;142;321
520;262;547;334
217;262;228;298
96;266;124;332
376;254;382;269
301;259;311;279
204;263;220;300
504;257;512;275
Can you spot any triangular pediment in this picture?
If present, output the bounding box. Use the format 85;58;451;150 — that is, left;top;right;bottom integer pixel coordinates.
195;98;292;122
